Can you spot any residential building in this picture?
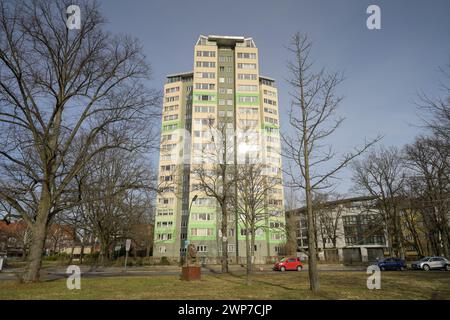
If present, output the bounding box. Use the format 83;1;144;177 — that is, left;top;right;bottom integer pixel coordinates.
154;35;285;264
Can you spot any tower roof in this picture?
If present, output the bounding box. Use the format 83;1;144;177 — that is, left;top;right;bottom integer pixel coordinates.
196;35;256;47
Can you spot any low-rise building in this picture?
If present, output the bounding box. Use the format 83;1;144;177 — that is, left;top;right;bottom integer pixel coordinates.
286;196;388;264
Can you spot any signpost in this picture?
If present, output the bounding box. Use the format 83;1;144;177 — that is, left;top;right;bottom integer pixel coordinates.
124;239;131;270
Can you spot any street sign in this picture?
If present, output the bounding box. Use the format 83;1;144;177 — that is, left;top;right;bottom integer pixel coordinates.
125;239;131;251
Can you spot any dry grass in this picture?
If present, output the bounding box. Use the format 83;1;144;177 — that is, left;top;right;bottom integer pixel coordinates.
0;271;449;300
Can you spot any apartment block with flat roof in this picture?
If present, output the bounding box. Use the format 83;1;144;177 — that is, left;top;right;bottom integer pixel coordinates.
153;35;285;264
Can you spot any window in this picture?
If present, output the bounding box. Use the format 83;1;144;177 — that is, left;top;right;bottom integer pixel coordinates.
163;114;178;121
264;117;278;125
219;66;225;72
264;98;277;106
237;52;256;59
219;56;232;62
164;105;179;112
194;106;215;113
158;246;166;253
270;222;284;228
195;72;215;79
263;89;277;97
158;197;174;204
268;199;283;206
165;86;180;94
239;119;258;127
237;85;258;91
193;197;216;206
238;96;258;103
191;228;213;236
271;233;285;240
219;77;225;83
166;96;179;102
195;83;215;90
160;154;175;161
226;100;233;106
193;118;215;126
237;63;257;70
156;221;173;228
196;51;215;57
156;233;172;240
196;61;216;68
194;94;215;102
160;164;175;171
226;88;233;94
218;88;226;94
157;209;174;216
239;107;258;114
197;245;208;252
228;244;236;252
192;213;213;221
238;73;257;80
161;143;177;151
264;107;277;115
161;134;174;142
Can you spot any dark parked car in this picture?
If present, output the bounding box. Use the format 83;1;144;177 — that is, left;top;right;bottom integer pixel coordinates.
411;256;450;271
376;257;407;271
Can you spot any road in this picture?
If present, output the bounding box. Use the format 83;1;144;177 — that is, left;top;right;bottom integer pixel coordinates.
0;264;364;281
1;264;447;281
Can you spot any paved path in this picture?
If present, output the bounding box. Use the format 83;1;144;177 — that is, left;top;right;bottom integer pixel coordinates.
0;264;368;281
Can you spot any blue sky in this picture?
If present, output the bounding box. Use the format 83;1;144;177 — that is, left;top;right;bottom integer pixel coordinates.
99;0;450;196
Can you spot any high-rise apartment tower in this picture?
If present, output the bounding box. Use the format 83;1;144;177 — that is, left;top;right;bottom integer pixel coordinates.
154;35;285;264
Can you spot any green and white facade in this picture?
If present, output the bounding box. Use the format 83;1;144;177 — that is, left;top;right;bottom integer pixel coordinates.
154;35;285;264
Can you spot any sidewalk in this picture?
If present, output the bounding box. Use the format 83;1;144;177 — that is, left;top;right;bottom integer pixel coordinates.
1;263;366;275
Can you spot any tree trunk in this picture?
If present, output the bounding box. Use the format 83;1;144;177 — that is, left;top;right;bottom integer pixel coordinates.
303;106;320;292
245;232;251;285
22;193;51;282
68;244;75;265
306;190;319;293
221;205;228;273
80;244;84;264
23;220;47;282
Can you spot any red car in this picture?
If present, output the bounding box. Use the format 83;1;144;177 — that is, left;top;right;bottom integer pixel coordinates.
273;257;303;271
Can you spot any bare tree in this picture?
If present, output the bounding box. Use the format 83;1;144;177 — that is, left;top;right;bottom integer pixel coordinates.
283;33;379;293
71;134;154;266
190;120;235;273
0;0;159;281
351;146;406;258
234;162;282;285
404;136;449;256
313;193;345;250
417;61;450;141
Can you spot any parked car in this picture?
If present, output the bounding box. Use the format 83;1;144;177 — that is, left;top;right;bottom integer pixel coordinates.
273;257;303;271
411;256;450;271
376;257;407;271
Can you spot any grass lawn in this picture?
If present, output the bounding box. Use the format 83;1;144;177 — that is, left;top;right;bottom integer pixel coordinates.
0;271;449;300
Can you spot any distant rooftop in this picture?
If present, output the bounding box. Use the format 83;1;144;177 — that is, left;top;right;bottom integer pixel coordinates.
196;35;256;48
